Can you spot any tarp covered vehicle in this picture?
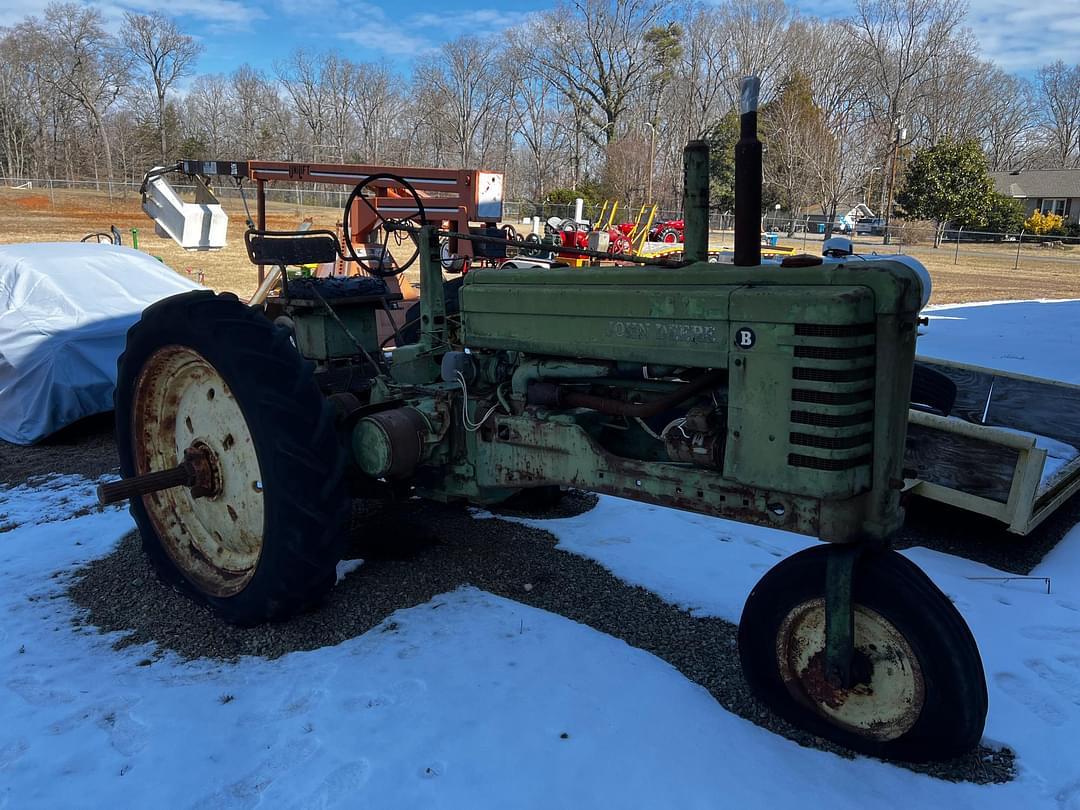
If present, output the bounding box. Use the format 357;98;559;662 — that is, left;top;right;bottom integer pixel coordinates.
0;243;201;444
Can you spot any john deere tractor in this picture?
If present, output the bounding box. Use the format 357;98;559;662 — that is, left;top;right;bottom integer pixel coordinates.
101;78;986;762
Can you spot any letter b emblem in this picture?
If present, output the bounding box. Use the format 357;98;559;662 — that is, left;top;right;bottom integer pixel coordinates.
734;327;756;349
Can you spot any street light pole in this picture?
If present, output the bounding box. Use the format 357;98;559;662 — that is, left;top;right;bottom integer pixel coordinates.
882;118;907;245
642;120;657;203
866;166;881;210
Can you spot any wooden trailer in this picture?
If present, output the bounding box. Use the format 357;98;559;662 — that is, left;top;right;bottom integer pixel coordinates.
903;357;1080;534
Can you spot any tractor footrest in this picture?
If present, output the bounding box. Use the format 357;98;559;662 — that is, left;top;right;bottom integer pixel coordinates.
280;276;394;304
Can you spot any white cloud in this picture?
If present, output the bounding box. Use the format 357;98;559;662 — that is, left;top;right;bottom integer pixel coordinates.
335;4;519;58
0;0;265;32
409;7;518;32
338;21;436;57
784;0;1080;74
965;0;1080;73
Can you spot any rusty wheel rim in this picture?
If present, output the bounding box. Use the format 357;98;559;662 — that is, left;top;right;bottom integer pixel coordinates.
776;598;925;741
133;346;265;597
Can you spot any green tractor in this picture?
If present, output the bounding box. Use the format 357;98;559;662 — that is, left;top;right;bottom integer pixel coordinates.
100;78;986;763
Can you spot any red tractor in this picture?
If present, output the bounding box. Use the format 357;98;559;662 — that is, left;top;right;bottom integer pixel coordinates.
649;219;685;243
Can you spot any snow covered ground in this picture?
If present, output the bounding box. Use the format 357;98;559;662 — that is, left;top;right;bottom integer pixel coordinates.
921;298;1080;383
3;300;1080;809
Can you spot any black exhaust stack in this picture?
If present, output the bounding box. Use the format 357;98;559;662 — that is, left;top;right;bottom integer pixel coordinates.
734;76;762;267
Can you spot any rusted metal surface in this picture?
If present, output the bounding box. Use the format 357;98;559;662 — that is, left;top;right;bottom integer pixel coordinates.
132;346;265;598
776;598;925;741
477;413;822;537
96;444;218;505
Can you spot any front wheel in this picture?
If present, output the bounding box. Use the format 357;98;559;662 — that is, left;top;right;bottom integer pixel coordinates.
738;545;987;761
115;290;348;625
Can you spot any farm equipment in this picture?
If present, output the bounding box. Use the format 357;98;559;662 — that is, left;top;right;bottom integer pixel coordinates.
650;217;685;243
101;78;988;763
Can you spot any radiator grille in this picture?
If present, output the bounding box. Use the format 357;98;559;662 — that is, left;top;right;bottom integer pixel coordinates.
793;366;874;383
794;344;875;360
794;323;875;338
788;322;876;476
789;453;873;471
790;432;873;450
791;388;874;406
790;410;873;427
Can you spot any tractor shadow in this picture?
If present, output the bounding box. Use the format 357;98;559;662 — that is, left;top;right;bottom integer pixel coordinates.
68;490;1015;784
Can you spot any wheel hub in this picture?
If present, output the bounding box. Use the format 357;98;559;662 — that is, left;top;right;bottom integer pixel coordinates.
132;346;265;597
776;598;925;741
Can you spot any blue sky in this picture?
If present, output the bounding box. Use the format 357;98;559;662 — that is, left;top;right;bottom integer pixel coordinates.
3;0;1078;78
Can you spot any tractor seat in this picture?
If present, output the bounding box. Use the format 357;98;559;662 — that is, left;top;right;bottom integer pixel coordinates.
246;228;399;305
244;228;341;267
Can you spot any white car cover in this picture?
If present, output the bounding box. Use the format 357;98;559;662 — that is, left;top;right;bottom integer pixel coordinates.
0;243;203;444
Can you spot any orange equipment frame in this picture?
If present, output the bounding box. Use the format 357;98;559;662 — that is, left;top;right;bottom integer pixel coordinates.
245;160;504;283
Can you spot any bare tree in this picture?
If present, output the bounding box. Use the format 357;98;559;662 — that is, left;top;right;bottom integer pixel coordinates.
1036;61;1080;168
846;0;967;136
17;2;130;189
349;63;401;162
0;32;33;180
672;3;729;141
979;72;1036;171
846;0;967;235
230;65;285;159
121;11;202;164
912;36;988;147
761;72;819;229
508;66;570;200
802;104;866;235
277;50;331;160
184;74;231;155
530;0;671;146
712;0;794;108
414;36;505;167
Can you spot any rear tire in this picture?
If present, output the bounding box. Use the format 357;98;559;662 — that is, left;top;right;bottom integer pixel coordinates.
738;545;986;761
115;290;348;625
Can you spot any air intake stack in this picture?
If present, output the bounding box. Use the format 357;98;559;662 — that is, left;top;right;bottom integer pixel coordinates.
682;140;709;263
734;76;762;267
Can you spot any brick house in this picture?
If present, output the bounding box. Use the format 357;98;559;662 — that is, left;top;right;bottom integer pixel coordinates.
990;169;1080;225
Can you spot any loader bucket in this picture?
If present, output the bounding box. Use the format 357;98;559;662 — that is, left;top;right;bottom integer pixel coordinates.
142;168;228;251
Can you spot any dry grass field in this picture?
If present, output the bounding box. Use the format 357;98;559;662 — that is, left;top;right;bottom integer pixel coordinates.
2;186;1079;304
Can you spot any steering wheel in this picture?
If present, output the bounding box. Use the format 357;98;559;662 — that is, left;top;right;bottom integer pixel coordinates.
521;233;545;257
609;235;632;256
341;173;427;277
81;232;115;244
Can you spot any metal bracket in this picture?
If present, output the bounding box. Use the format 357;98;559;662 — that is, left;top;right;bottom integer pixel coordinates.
824;544;860;687
418;225;448;351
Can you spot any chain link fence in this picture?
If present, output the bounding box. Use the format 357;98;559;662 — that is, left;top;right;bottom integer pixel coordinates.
758;213;1080;271
8;178;1080;273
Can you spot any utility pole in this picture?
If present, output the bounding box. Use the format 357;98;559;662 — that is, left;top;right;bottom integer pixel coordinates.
882;118;906;245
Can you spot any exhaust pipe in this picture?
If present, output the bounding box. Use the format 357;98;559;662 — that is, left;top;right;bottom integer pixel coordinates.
734;76;762;267
682;140;709;263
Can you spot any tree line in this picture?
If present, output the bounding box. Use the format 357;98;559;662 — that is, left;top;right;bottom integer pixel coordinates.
1;0;1078;220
